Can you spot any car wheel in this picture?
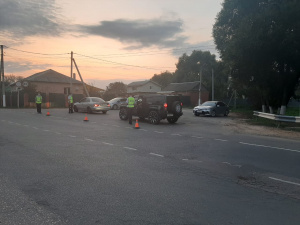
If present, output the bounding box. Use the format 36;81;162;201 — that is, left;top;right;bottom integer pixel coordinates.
74;106;78;112
194;112;199;117
172;101;182;115
211;110;216;117
113;105;118;110
167;117;178;124
87;107;92;114
119;108;128;120
102;111;107;114
224;110;229;116
148;111;160;124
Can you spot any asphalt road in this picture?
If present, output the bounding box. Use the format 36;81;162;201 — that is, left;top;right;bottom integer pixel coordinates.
0;108;299;225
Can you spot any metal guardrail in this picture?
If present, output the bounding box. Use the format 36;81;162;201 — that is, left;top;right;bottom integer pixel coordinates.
253;111;300;123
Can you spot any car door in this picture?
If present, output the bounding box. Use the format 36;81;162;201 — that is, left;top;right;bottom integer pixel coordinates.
78;98;90;111
216;101;226;115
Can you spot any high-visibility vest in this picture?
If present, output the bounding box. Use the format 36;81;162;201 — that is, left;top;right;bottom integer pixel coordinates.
35;95;42;104
127;97;135;108
68;95;73;103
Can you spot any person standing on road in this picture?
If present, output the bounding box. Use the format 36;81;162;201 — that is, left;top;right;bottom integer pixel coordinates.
126;94;135;125
68;93;74;113
35;92;42;114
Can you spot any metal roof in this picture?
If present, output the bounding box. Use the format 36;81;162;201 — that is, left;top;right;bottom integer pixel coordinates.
162;81;208;92
24;69;81;84
127;80;161;87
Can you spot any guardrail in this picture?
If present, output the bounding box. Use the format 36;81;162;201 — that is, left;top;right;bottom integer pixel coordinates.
253;111;300;123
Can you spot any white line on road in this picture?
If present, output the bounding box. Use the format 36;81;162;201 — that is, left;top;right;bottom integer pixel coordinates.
84;138;94;141
239;142;300;153
215;139;228;142
269;177;300;186
123;147;137;151
140;129;148;132
68;135;76;138
191;136;203;139
182;159;189;161
43;130;50;132
149;153;164;157
102;142;114;146
171;134;182;136
112;125;120;127
222;162;242;168
154;131;164;134
32;127;39;129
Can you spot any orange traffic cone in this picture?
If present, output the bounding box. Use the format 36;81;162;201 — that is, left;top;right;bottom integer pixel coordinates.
135;119;140;129
46;111;50;116
84;114;89;122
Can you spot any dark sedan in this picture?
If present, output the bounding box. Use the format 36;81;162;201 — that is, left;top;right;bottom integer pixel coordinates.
193;101;229;117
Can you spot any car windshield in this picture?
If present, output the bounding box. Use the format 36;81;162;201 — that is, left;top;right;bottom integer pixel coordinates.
201;102;216;106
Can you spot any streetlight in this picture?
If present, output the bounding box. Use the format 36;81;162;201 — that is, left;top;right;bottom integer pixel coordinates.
197;61;202;105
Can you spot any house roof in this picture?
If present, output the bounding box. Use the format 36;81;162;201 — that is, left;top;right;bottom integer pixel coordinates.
162;81;207;92
24;69;81;84
127;80;161;87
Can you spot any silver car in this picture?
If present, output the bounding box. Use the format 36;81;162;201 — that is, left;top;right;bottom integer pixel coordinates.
108;97;127;110
193;101;229;117
74;97;110;114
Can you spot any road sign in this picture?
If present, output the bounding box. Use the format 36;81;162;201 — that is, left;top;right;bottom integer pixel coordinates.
22;81;28;87
16;81;21;87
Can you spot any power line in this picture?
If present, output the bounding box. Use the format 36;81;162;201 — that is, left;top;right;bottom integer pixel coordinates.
4;45;69;56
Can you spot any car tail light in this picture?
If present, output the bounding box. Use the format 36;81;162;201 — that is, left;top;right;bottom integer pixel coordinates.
107;104;110;107
94;104;100;107
181;102;183;106
164;103;168;108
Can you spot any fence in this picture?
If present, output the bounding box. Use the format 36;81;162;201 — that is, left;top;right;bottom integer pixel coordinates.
253;111;300;123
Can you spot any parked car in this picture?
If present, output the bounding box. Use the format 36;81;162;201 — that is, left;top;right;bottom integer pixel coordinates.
108;97;127;110
193;101;229;117
74;97;110;114
119;94;183;124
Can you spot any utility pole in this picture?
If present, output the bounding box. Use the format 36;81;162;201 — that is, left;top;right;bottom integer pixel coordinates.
72;58;90;97
1;45;6;107
70;51;73;94
211;68;214;101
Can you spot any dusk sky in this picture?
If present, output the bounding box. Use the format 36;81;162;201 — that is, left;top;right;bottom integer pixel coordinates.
0;0;223;88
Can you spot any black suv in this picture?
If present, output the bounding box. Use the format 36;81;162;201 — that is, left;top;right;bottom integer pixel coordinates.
119;94;183;124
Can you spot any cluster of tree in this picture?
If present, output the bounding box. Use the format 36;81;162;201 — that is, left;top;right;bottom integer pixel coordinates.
101;82;127;101
150;50;230;101
213;0;300;114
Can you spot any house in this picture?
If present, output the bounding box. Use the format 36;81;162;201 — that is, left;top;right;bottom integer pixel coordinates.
127;80;162;94
9;69;87;108
162;81;209;106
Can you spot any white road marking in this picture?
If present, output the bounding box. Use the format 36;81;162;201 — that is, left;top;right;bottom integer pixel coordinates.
171;134;182;136
15;123;21;125
154;131;164;134
222;162;242;168
140;129;148;132
55;132;62;135
239;142;300;153
269;177;300;186
43;130;50;132
32;127;39;129
191;136;203;139
215;139;228;142
23;125;29;127
102;142;114;146
182;159;189;161
112;125;120;127
84;138;94;141
149;153;164;157
68;135;76;138
123;147;137;151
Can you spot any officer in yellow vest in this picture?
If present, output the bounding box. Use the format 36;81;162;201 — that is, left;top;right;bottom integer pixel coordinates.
68;93;74;113
126;94;135;124
35;92;42;114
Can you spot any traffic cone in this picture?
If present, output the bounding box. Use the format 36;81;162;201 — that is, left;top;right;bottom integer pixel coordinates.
46;111;50;116
84;114;89;122
134;119;140;129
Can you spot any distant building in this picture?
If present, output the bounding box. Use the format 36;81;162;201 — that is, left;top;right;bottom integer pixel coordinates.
9;69;89;108
162;81;209;106
127;80;162;94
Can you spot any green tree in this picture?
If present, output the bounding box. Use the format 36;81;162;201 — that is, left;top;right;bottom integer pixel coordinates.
213;0;300;113
102;82;127;100
150;71;173;88
173;50;229;100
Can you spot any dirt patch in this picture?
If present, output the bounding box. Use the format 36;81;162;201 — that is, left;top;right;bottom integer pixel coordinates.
223;113;300;140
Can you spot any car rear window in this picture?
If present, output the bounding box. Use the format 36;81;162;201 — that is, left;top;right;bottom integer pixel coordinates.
91;97;105;103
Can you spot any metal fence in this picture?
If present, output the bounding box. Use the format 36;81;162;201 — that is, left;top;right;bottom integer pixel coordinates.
253;111;300;123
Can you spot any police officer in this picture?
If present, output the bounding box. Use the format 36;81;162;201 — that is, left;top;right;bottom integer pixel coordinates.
68;93;74;113
35;92;42;113
126;94;135;124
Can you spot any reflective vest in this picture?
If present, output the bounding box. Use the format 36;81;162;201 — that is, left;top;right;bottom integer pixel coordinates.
127;97;135;108
68;95;73;103
35;95;42;104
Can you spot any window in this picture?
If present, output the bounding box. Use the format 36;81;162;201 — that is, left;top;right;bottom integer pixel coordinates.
64;87;70;94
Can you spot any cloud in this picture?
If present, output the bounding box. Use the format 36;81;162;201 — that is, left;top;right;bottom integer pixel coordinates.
5;61;52;73
0;0;63;37
78;18;188;49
